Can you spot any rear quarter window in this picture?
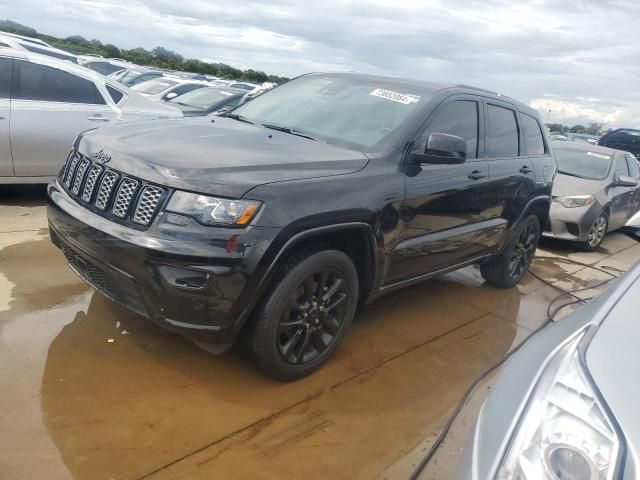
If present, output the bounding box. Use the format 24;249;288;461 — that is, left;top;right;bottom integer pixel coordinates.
0;57;11;98
106;85;124;104
521;113;546;155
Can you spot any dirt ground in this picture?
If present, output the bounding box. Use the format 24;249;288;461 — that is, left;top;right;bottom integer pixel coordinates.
1;186;639;480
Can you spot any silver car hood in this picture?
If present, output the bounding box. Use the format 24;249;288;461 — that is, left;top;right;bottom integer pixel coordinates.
457;262;640;479
586;275;640;478
551;173;605;197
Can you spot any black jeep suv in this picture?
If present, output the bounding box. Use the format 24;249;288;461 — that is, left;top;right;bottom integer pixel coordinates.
47;73;555;380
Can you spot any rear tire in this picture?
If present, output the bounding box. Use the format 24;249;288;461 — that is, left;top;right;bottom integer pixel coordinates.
250;249;358;381
579;212;608;251
480;215;540;289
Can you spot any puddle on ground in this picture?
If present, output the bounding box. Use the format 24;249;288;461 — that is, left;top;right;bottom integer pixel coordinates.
2;224;627;479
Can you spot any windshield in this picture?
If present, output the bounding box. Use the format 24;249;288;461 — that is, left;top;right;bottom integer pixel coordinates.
232;74;430;150
134;79;178;95
554;148;612;180
170;87;236;109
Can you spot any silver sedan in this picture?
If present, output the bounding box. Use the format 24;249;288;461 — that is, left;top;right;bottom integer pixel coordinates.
0;48;182;184
544;141;640;250
457;261;640;480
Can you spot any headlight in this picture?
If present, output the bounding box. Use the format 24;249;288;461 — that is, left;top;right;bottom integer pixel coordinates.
556;195;595;208
166;191;261;226
497;330;622;480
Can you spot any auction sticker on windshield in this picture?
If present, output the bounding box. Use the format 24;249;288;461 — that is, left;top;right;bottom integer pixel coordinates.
370;88;420;105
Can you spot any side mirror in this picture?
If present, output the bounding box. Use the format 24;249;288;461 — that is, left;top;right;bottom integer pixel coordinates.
616;175;638;187
165;92;178;100
411;133;467;165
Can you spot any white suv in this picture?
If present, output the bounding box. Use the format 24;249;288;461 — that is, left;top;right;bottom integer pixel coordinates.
0;48;182;183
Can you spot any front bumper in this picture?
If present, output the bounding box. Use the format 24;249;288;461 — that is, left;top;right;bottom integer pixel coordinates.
47;181;279;350
542;200;601;242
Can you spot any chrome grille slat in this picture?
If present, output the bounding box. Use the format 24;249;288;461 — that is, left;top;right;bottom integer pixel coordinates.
63;154;81;188
81;165;104;202
133;186;165;225
71;158;90;195
94;170;119;210
112;178;139;218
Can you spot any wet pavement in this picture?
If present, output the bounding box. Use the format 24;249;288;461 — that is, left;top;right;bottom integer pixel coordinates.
1;186;639;480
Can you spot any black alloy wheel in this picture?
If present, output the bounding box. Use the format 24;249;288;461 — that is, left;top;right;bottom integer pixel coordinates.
508;222;537;281
250;249;358;381
277;268;348;365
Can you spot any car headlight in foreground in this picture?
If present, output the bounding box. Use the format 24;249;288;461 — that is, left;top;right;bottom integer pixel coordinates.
555;195;595;208
166;191;261;226
497;329;622;480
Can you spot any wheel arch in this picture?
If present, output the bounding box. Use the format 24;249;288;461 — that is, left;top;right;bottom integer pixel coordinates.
235;222;380;337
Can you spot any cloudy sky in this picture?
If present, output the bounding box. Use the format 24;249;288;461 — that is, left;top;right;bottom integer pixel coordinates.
3;0;640;128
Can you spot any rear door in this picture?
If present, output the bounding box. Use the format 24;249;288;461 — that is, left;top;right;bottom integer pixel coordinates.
387;96;491;283
0;56;12;176
623;154;640;221
10;60;116;177
483;101;535;246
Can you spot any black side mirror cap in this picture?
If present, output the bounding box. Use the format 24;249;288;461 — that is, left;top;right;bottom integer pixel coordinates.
411;133;467;165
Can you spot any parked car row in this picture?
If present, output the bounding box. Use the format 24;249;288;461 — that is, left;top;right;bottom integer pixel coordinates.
0;48;181;182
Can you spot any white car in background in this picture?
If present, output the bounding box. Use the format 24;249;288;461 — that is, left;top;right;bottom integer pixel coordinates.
0;32;78;63
130;77;209;102
78;57;136;76
0;48;182;183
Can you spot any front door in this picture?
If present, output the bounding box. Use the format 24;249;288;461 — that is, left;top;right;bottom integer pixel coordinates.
0;57;12;177
386;96;493;284
609;154;636;229
10;59;115;177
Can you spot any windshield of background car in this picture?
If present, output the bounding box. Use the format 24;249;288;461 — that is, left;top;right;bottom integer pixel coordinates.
170;88;235;108
554;147;612;180
232;75;430;151
134;79;178;95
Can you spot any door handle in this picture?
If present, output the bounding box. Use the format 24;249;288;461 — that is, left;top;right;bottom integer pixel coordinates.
87;115;110;122
520;166;533;174
0;116;5;120
468;171;486;180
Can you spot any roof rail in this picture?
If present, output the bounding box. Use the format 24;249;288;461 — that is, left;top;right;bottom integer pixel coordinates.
455;84;515;100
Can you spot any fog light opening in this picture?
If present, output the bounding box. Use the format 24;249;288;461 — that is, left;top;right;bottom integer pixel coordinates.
157;265;211;290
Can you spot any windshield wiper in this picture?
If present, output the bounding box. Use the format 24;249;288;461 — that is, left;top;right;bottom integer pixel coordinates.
557;170;586;179
261;124;318;142
223;112;256;125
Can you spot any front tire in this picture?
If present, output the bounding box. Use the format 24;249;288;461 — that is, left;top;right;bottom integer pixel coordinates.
480;215;540;288
250;249;359;381
579;212;608;251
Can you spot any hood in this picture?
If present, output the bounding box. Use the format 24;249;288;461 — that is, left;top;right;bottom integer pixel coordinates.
551;173;605;197
586;264;640;468
77;116;369;198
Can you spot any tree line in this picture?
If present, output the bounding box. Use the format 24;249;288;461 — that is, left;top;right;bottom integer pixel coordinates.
0;19;289;84
546;122;608;136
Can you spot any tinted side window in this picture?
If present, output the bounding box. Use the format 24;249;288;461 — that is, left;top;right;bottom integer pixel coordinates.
13;61;106;105
106;85;124;104
626;155;639;179
521;113;545;155
0;57;11;98
419;100;479;159
604;131;640;148
487;104;519;158
615;156;629;177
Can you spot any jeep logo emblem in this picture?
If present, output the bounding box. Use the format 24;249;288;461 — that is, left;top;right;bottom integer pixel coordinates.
93;149;111;164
